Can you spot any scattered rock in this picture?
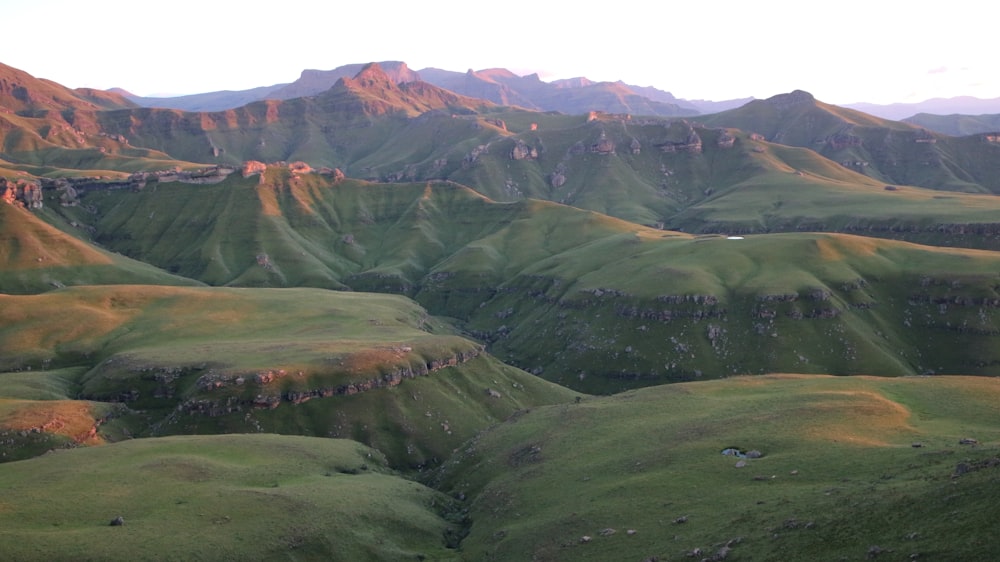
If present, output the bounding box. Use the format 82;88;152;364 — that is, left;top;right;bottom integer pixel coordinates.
627;529;637;536
580;535;592;544
704;545;731;561
745;450;763;459
510;139;538;160
674;515;688;524
911;442;923;448
735;460;747;468
599;528;616;536
959;438;978;445
109;516;125;526
867;545;886;559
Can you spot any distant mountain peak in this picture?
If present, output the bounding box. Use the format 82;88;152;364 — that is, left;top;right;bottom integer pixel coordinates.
353;62;394;84
765;90;815;108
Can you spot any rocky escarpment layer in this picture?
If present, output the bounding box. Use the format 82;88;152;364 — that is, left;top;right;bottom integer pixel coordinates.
430;265;1000;393
81;345;485;418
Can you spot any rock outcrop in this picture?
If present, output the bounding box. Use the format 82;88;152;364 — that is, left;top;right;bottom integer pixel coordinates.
510;139;538;160
242;160;268;178
0;178;43;209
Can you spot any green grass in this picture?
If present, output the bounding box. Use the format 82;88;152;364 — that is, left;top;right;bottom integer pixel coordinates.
0;434;464;561
35;172;1000;392
0;203;204;294
0;285;577;466
433;374;1000;561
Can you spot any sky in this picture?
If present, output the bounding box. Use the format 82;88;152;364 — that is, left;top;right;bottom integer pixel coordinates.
3;0;997;105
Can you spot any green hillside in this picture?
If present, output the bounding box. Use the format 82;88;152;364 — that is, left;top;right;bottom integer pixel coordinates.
434;374;1000;561
0;434;465;561
39;171;1000;393
3;60;1000;562
0;203;204;294
0;285;575;465
698;91;1000;194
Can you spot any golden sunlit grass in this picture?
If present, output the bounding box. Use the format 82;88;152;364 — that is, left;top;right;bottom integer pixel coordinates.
0;399;105;444
0;204;112;268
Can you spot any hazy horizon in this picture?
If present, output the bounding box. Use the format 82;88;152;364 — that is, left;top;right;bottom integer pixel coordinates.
5;0;997;105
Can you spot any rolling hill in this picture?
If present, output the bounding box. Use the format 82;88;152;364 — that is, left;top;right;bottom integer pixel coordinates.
36;170;1000;394
3;57;1000;561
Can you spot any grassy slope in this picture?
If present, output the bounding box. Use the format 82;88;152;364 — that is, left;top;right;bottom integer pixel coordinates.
439;230;1000;392
0;203;204;294
0;434;464;561
434;374;1000;561
40;172;1000;391
0;285;576;466
698;93;1000;194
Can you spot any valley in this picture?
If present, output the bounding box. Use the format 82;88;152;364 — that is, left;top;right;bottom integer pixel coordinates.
1;59;998;560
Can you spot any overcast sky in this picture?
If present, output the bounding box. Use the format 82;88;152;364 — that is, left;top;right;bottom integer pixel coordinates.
4;0;996;105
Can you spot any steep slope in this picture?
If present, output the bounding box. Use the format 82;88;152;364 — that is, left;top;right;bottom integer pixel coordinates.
0;61;136;114
0;63;205;174
0;202;203;293
94;63;500;168
699;91;1000;193
269;60;422;100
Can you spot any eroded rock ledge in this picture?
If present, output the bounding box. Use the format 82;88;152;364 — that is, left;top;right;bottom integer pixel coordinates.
180;346;484;417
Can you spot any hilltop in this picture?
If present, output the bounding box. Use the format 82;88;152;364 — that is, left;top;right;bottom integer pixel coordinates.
2;57;1000;561
697;90;1000;194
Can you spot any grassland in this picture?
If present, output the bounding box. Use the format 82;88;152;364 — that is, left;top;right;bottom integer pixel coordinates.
0;285;576;466
34;172;1000;393
0;434;465;561
4;63;1000;561
0;203;203;294
433;374;1000;561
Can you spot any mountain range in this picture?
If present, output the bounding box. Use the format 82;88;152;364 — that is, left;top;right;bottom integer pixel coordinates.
2;58;1000;560
111;60;1000;126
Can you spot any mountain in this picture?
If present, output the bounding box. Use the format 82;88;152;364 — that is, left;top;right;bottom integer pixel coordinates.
0;62;136;114
846;95;1000;121
120;84;288;113
90;62;499;168
0;62;203;175
4;59;1000;561
698;90;1000;193
417;66;699;117
685;96;755;114
117;60;701;117
116;61;421;112
269;60;421;100
904;112;1000;136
